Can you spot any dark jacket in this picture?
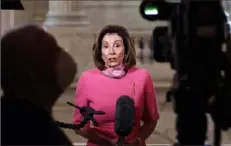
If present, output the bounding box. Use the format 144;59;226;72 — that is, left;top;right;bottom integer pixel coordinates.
1;96;72;145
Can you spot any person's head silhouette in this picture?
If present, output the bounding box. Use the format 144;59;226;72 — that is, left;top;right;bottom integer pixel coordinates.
1;24;77;111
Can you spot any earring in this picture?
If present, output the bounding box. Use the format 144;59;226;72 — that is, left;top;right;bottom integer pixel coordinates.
124;55;128;62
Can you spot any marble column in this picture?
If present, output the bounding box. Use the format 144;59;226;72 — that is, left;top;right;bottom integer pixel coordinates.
32;1;49;24
44;1;89;26
1;10;15;36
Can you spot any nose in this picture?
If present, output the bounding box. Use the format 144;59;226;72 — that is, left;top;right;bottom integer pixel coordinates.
108;46;116;54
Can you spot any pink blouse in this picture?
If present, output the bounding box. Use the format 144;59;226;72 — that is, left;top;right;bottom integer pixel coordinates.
73;67;159;146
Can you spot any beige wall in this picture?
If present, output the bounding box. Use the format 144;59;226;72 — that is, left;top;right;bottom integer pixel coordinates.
13;1;35;26
1;10;15;35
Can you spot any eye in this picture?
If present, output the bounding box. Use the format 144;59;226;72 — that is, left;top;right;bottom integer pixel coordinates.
114;44;121;48
102;45;109;49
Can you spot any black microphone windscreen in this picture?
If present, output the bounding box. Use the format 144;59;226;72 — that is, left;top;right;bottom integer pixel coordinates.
115;95;135;137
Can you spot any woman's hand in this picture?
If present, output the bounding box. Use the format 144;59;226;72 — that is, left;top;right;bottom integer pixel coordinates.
77;128;118;145
130;138;141;146
110;137;119;145
124;137;142;146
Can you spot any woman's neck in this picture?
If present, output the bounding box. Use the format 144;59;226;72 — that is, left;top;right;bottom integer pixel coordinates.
102;64;126;78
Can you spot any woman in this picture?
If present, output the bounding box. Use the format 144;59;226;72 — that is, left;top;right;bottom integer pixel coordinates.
73;25;159;146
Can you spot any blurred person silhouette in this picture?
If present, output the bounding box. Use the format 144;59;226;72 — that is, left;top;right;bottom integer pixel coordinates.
92;43;96;51
73;25;159;146
1;24;77;145
148;39;154;63
131;37;135;44
139;37;145;64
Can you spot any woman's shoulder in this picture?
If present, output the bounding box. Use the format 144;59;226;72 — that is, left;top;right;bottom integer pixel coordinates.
128;66;151;77
79;68;101;78
128;67;153;86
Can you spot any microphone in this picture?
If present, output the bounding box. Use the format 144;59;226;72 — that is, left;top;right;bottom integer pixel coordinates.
115;95;135;145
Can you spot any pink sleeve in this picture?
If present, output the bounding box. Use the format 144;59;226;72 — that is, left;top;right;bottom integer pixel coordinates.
73;73;89;125
142;72;160;122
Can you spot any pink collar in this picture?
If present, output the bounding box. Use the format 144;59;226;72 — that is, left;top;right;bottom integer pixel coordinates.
102;64;126;78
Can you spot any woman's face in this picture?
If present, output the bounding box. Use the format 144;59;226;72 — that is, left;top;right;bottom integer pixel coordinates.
101;33;125;68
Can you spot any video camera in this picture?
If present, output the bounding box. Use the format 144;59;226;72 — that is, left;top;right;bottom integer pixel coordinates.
139;0;228;63
139;0;231;145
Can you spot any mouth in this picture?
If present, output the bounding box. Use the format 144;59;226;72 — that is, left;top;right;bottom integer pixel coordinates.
108;57;117;62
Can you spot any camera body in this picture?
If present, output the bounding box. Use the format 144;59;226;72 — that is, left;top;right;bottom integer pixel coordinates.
140;0;227;64
140;0;231;145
